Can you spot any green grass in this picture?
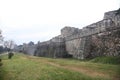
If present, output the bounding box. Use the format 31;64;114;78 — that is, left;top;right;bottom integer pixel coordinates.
90;56;120;64
0;53;119;80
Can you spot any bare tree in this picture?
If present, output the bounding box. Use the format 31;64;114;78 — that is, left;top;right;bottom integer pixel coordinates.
0;30;4;53
4;40;15;51
0;30;4;46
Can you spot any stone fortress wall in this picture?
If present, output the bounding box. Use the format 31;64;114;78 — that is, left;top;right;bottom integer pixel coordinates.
17;9;120;59
61;9;120;59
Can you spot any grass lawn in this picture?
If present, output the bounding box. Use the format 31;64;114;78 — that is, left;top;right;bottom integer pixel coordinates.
0;53;119;80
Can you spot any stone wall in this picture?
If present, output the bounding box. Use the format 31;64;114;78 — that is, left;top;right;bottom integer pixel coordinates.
90;29;120;57
60;9;120;59
34;35;70;58
15;9;120;59
21;43;36;56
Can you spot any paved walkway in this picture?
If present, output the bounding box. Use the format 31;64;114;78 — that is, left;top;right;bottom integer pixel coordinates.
0;52;8;56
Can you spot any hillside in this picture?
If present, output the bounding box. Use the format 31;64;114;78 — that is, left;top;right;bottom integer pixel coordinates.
0;53;120;80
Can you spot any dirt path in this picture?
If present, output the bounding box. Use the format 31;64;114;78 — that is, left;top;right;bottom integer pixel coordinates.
0;53;8;56
25;56;111;79
45;61;110;78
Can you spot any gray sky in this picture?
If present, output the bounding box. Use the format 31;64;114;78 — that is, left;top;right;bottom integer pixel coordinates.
0;0;119;45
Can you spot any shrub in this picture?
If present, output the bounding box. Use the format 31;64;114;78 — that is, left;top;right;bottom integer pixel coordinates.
0;59;3;66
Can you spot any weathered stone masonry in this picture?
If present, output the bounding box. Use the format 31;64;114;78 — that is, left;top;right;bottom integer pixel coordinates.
34;36;69;58
17;9;120;59
62;9;120;59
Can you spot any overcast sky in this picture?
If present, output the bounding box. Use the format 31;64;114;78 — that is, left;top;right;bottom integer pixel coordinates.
0;0;119;45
